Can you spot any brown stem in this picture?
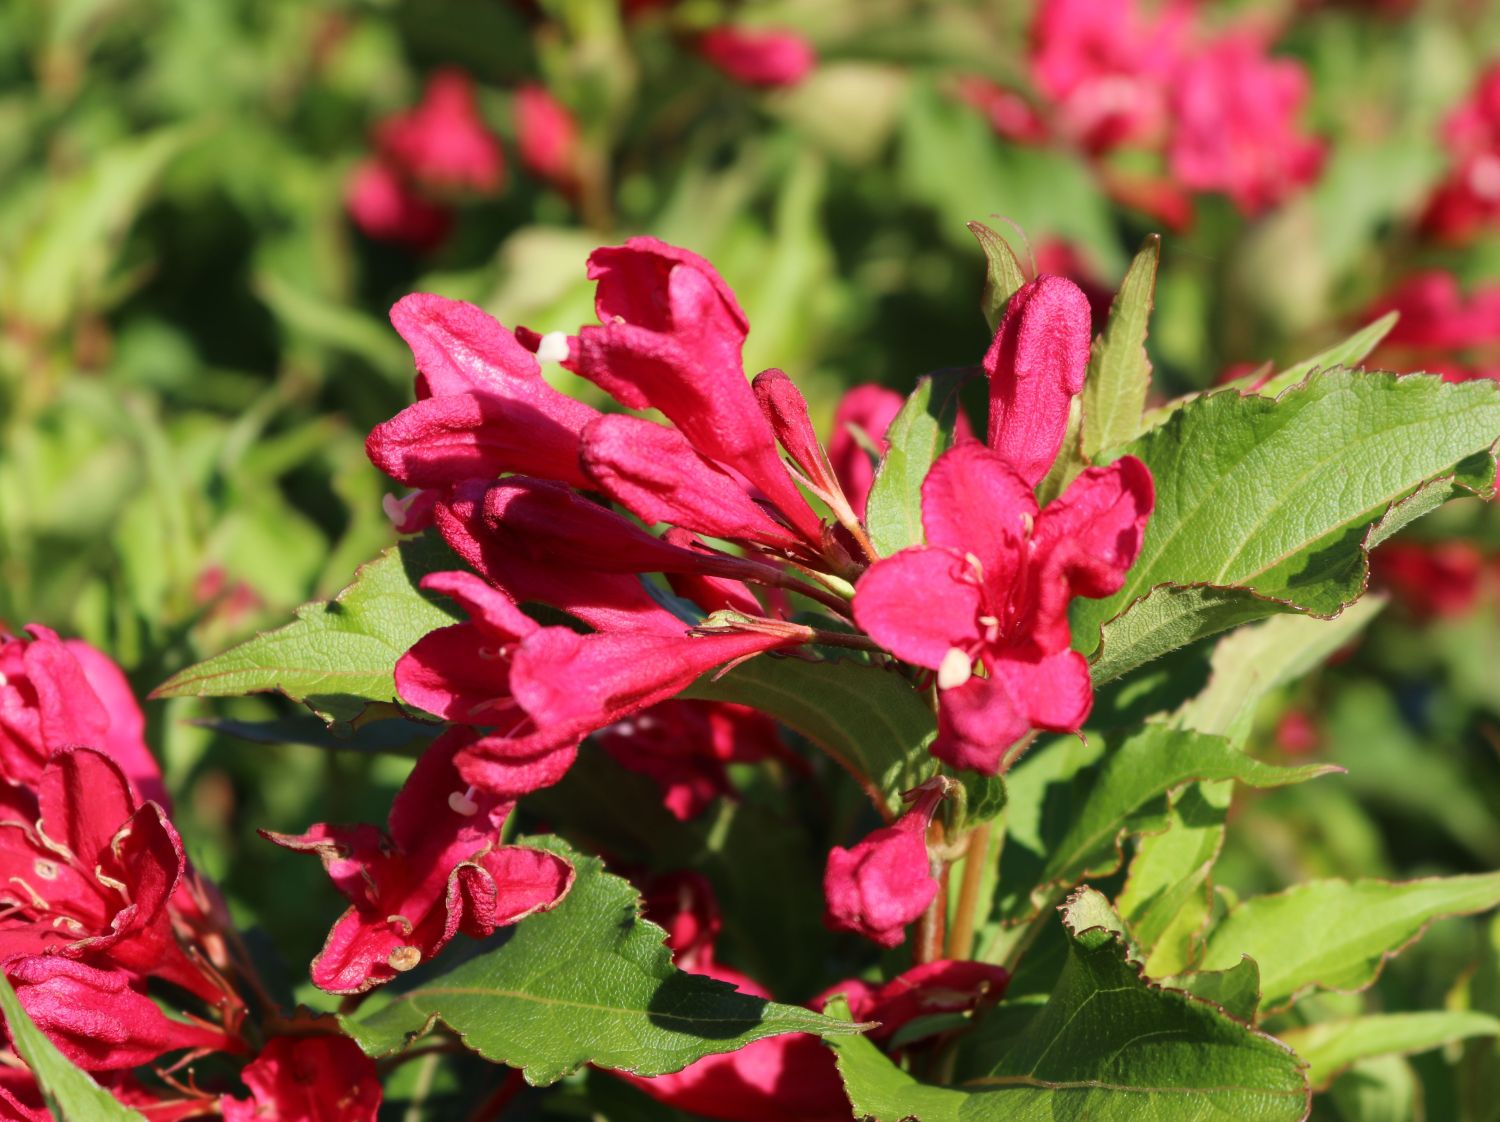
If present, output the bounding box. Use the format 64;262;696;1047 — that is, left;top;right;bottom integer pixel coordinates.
914;819;948;964
945;823;993;961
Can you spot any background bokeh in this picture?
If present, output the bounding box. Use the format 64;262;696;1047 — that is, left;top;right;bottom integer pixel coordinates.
4;0;1500;1116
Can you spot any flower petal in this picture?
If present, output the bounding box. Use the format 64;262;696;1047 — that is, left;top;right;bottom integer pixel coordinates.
852;547;982;670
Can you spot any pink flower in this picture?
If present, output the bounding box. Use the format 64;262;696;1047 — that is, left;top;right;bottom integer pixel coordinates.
344;160;453;252
828;385;906;519
984;275;1093;486
823;782;948;947
6;957;234;1071
375;69;503;194
954;77;1050;144
515;84;579;192
1031;0;1191;152
854;443;1153;773
221;1035;381;1122
0;748;220;1005
1370;540;1485;621
367;294;601;490
558;238;823;544
1366;272;1500;383
641;870;721;973
0;626;165;805
854;959;1010;1045
1423;65;1500;243
264;728;573;994
597;700;787;820
697;26;816;88
1166;32;1324;214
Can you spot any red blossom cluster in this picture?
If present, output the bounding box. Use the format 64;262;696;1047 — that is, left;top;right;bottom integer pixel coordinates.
959;0;1324;221
1365;271;1500;384
361;236;1152;956
1422;63;1500;244
0;627;381;1121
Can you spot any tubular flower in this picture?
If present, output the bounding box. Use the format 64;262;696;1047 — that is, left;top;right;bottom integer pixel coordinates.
515;84;580;193
823;781;949;947
696;26;817;88
221;1035;382;1122
375;69;504;194
0;626;165;805
1423;64;1500;243
264;728;573;994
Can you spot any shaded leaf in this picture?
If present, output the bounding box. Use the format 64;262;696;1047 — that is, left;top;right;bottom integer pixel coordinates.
1159;957;1261;1022
967;220;1028;333
152;534;460;729
343;837;861;1084
684;655;936;815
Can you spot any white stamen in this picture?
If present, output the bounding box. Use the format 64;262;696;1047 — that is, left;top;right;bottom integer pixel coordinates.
536;331;571;364
1020;512;1034;535
448;787;480;817
383;492;416;527
937;647;973;691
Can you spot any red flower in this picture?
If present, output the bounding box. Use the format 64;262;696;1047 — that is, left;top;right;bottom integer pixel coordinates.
828;385;905;519
375;69;503;195
823;782;947;947
0;748;219;1005
954;77;1050;145
367;294;601;491
0;626;165;805
559;238;824;544
264;729;573;994
1366;272;1500;383
6;956;233;1071
515;84;579;192
343;160;452;252
597;700;787;820
1166;32;1324;214
854;444;1152;773
221;1035;381;1122
1370;540;1485;621
1031;0;1191;153
1423;65;1500;243
697;27;816;88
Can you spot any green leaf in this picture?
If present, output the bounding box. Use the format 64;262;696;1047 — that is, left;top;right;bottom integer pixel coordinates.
989;725;1337;931
1159;957;1262;1022
1253;312;1400;398
0;973;145;1121
840;892;1309;1121
1200;873;1500;1014
1075;371;1500;682
865;371;965;558
683;654;937;815
344;838;861;1084
1280;1012;1500;1091
1081;234;1160;460
967;220;1028;333
152;534;460;729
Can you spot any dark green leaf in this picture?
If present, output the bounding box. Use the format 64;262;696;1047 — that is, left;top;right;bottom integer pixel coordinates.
1159;957;1262;1022
343;837;862;1084
684;654;937;815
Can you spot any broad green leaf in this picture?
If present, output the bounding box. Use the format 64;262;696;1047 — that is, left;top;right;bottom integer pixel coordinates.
684;654;937;815
1201;873;1500;1013
152;534;459;729
0;973;145;1121
1280;1012;1500;1091
1253;312;1400;398
1081;234;1160;460
343;837;861;1084
1159;957;1261;1022
967;220;1027;333
865;371;965;558
1075;371;1500;682
989;725;1336;930
842;892;1309;1122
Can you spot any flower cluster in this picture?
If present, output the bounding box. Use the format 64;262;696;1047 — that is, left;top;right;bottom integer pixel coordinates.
1422;64;1500;244
0;626;382;1121
1365;271;1500;384
360;237;1152;956
960;0;1324;220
